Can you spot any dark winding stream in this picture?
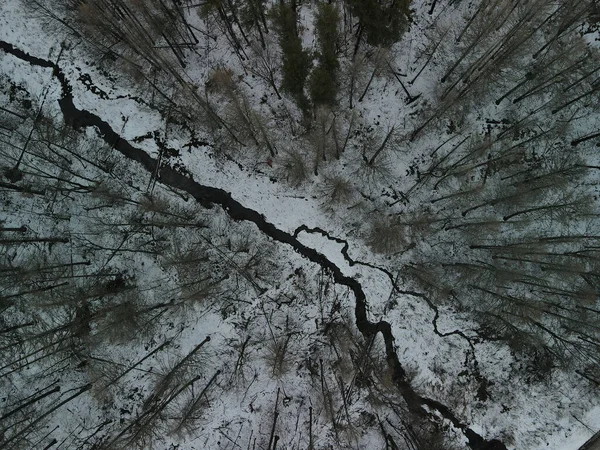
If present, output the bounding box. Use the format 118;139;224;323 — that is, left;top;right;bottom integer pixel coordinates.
0;40;506;450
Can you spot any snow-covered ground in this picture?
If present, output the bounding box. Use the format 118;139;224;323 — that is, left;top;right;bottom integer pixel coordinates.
1;0;600;449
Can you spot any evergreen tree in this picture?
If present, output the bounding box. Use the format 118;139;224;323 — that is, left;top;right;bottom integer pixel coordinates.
270;2;312;112
345;0;412;48
309;2;340;107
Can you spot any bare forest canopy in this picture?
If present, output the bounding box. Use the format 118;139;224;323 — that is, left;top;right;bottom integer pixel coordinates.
1;0;600;449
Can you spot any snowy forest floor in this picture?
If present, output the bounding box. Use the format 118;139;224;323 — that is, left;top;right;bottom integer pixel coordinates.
1;0;600;449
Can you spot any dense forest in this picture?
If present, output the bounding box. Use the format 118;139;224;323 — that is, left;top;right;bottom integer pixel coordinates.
1;0;600;449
